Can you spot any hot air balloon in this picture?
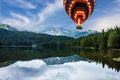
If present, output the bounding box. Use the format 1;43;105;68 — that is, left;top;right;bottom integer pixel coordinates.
63;0;96;29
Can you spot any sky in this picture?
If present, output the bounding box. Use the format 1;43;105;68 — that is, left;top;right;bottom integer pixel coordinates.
0;0;120;32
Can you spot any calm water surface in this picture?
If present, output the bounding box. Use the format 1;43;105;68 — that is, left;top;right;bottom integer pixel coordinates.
0;48;120;80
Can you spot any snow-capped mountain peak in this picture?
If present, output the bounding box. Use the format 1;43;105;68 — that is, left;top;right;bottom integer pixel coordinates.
0;24;17;31
41;27;97;38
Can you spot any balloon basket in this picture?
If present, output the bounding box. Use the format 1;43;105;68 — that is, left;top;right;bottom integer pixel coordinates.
76;26;82;29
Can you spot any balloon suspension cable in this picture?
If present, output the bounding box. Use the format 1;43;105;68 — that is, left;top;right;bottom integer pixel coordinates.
76;18;82;29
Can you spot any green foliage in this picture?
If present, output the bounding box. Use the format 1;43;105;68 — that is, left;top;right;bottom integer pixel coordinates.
0;42;2;47
99;29;108;50
108;30;120;48
0;28;73;48
0;24;17;31
0;24;120;50
64;26;120;50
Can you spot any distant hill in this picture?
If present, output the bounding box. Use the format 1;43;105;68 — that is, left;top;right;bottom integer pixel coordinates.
0;24;97;38
0;24;17;31
0;28;73;47
41;27;98;38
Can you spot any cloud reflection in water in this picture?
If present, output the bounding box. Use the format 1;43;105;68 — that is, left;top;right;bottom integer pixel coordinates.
0;59;120;80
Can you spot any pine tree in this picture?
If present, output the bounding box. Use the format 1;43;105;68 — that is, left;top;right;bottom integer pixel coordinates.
100;29;107;50
108;30;120;49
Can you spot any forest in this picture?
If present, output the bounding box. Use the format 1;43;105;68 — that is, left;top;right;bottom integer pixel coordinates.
0;28;73;48
0;26;120;50
60;26;120;50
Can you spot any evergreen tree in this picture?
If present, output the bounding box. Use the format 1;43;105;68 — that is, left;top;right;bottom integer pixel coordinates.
0;42;2;47
100;29;107;50
108;31;120;49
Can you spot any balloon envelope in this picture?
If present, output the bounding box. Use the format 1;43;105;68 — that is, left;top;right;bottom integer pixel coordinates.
63;0;96;29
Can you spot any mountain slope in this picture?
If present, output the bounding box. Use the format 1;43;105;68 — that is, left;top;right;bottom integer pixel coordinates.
0;24;97;38
41;27;97;38
0;28;73;46
0;24;17;31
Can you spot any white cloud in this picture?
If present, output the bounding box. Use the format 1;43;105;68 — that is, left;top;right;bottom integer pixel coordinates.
84;0;120;31
1;0;120;32
38;0;63;23
3;0;36;9
93;14;120;31
1;12;30;28
0;0;63;31
30;0;44;4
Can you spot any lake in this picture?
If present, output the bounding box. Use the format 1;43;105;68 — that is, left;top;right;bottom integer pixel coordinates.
0;48;120;80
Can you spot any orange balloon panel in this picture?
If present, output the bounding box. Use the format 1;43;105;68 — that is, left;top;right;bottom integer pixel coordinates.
63;0;96;29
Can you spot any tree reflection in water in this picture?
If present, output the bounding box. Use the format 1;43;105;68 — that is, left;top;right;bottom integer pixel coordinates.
0;48;120;72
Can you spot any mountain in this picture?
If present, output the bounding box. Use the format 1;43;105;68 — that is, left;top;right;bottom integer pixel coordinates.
0;28;73;46
0;24;97;38
41;27;97;38
43;55;86;65
74;30;98;38
0;24;17;31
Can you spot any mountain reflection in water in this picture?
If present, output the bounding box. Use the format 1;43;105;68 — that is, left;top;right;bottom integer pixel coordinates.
0;48;120;80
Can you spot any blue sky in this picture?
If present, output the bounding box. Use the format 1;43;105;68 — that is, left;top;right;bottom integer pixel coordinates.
0;0;120;32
